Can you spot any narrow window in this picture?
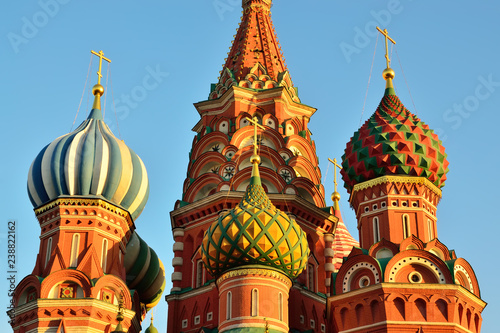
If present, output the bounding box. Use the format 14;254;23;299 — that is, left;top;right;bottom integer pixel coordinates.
373;217;380;243
403;215;410;239
428;219;434;241
251;288;259;316
69;234;80;267
226;291;232;320
279;292;283;321
45;237;53;268
196;259;204;288
101;239;108;273
307;263;315;292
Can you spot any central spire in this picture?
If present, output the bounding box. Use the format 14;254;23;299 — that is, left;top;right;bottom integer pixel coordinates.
243;0;272;9
228;0;283;81
210;0;299;101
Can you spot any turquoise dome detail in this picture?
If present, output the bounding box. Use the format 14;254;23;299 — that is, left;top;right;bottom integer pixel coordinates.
27;108;149;220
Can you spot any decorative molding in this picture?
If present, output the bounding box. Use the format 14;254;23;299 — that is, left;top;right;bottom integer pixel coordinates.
351;176;442;199
324;248;334;257
343;262;380;292
172;228;185;238
171;272;183;281
325;263;335;272
388;256;446;284
172;257;183;266
454;264;475;293
217;267;292;287
35;197;133;227
172;242;184;252
323;233;334;243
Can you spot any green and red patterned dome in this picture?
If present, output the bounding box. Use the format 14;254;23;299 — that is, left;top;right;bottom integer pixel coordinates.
341;87;449;192
200;161;309;278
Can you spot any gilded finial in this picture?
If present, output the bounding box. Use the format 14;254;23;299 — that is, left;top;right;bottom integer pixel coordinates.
111;295;127;333
90;50;111;110
246;116;265;169
328;158;342;211
376;27;396;90
264;317;269;333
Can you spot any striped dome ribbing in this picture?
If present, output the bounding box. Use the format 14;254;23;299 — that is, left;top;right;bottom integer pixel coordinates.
27;108;149;220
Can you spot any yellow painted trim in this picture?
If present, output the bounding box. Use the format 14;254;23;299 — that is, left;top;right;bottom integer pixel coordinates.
351;176;442;201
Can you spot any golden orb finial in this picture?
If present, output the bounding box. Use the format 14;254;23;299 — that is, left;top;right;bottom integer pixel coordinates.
92;84;104;97
331;191;341;203
383;67;395;80
328;158;343;211
250;154;261;165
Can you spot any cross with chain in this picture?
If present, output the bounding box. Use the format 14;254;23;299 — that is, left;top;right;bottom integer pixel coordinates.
91;50;112;85
246;116;265;157
376;27;396;68
328;158;342;193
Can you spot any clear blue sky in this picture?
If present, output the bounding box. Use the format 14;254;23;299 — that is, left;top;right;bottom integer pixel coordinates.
1;1;499;332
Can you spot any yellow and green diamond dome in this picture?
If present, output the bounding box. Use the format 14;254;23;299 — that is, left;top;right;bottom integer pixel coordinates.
200;162;309;278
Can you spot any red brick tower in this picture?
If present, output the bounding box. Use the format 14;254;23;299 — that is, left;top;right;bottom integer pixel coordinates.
10;51;165;333
327;30;486;332
166;1;347;332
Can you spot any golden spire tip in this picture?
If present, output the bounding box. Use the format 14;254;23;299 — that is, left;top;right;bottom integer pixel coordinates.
376;27;396;89
328;158;342;210
90;50;111;110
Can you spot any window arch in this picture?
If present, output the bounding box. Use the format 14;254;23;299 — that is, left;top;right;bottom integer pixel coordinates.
45;237;53;269
373;217;380;243
251;288;259;317
226;292;232;320
196;259;204;288
69;234;80;267
403;214;410;239
307;263;315;292
101;239;108;273
428;219;434;241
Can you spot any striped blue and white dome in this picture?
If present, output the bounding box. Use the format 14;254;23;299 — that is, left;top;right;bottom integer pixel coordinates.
27;108;149;220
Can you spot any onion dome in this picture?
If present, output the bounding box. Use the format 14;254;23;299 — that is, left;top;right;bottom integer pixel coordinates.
341;72;449;193
144;315;158;333
27;99;149;221
200;154;309;278
124;232;166;309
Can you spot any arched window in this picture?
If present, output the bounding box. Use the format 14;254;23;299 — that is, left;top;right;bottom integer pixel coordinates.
251;288;259;317
428;219;434;241
226;292;232;320
69;234;80;267
196;259;204;288
307;263;315;292
403;214;410;239
279;292;283;321
373;217;380;243
101;239;108;273
45;237;53;268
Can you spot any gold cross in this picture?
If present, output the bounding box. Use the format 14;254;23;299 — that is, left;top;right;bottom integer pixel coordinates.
328;158;342;193
376;27;396;68
246;116;265;157
91;50;112;85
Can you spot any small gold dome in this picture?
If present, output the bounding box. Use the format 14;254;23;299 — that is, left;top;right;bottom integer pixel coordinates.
383;67;395;80
250;154;261;165
331;191;341;202
92;84;104;96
